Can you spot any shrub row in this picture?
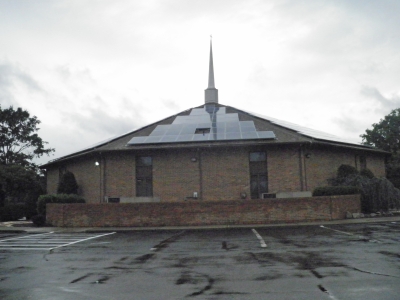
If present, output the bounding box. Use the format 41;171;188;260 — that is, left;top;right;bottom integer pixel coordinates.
312;186;361;197
37;194;85;216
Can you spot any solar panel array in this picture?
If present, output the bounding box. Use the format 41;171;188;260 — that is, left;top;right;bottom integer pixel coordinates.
128;105;275;145
248;111;362;145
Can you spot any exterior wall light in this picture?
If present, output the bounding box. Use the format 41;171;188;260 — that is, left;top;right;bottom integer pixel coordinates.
240;192;247;199
95;161;100;166
191;157;197;162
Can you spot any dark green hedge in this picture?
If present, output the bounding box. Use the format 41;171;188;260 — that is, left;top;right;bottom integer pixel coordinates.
313;186;361;197
37;194;85;215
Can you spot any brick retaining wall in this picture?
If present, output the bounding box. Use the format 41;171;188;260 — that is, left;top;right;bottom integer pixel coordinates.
46;195;360;227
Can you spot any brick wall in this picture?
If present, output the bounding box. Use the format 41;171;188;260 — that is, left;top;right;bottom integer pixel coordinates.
201;148;250;201
105;153;135;198
268;145;301;192
67;157;101;204
44;145;386;204
153;149;200;202
46;194;360;227
366;153;386;177
305;147;356;191
46;156;101;203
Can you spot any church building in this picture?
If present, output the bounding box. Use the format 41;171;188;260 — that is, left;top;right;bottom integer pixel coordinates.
42;42;387;205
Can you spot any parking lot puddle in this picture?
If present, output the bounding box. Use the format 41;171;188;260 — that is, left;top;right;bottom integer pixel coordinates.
318;284;338;300
70;273;92;284
150;230;185;251
347;266;400;278
135;253;155;263
188;276;214;297
93;276;110;284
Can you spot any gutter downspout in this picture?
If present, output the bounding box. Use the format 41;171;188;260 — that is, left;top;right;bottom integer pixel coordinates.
198;148;203;200
299;144;308;191
99;152;106;203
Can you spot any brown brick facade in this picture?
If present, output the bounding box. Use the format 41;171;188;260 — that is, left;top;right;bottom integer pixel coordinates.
304;147;356;191
268;145;302;192
365;152;386;177
46;155;101;203
46;195;361;227
45;145;386;204
104;153;135;199
153;149;200;202
201;148;250;201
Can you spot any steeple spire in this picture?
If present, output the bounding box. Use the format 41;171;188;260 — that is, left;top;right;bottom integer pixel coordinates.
205;37;218;104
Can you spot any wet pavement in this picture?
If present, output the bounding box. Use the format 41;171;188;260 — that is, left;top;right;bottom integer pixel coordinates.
0;222;399;299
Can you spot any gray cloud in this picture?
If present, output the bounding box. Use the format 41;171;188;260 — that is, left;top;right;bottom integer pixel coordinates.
333;115;358;132
60;95;146;139
161;99;180;111
0;62;42;107
0;62;41;91
73;108;139;137
361;85;400;112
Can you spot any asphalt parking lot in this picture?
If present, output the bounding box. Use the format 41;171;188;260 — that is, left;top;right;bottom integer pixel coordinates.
0;222;399;300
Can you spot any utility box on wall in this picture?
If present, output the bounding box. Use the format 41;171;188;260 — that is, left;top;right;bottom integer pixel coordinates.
276;191;312;198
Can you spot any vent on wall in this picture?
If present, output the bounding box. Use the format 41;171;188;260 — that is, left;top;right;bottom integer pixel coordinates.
107;197;120;203
261;193;276;199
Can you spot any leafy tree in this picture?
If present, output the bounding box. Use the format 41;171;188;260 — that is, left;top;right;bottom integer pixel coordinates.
360;108;400;188
360;108;400;163
0;164;44;219
0;105;54;168
0;106;52;219
57;171;78;194
0;164;39;202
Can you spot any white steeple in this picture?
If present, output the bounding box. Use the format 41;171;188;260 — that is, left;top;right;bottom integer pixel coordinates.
205;38;218;104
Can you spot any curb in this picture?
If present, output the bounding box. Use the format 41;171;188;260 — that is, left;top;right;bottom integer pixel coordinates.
1;215;399;234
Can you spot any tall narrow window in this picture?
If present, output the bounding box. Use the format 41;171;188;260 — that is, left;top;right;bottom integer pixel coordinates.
136;156;153;197
355;154;367;171
249;152;268;199
360;155;367;170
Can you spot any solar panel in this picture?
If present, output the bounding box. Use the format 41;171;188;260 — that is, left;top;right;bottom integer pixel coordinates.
127;105;276;145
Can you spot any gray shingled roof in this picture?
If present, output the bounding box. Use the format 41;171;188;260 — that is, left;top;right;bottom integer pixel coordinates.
42;103;385;167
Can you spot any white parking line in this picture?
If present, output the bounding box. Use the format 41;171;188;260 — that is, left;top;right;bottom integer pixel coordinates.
0;232;54;242
49;232;116;251
0;232;116;251
320;225;381;243
251;229;267;248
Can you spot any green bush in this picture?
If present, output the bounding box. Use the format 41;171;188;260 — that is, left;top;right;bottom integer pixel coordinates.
359;168;375;179
341;176;400;213
325;163;400;213
57;171;78;194
313;186;361;197
37;194;85;215
337;164;358;179
0;204;26;221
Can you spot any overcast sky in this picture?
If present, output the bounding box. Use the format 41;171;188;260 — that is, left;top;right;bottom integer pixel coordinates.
1;0;399;165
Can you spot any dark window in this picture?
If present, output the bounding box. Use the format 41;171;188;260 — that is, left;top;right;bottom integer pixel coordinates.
195;128;211;135
249;152;268;199
136;156;153;197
